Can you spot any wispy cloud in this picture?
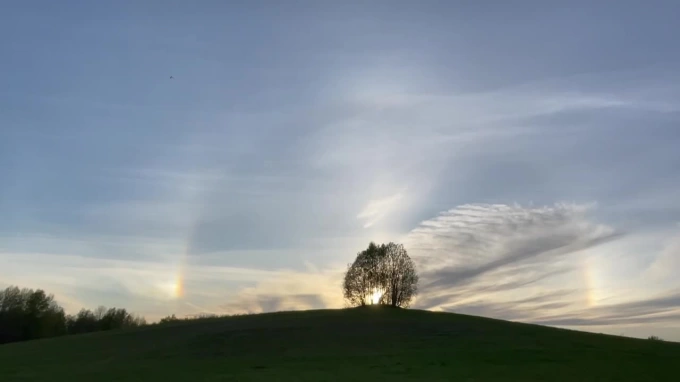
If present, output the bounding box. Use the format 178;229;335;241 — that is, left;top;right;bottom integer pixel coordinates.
389;203;680;333
530;289;680;327
3;1;680;340
165;203;680;333
403;203;617;309
357;192;404;228
218;265;345;314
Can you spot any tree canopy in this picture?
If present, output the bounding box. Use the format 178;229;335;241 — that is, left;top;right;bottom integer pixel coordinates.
343;242;418;308
0;285;146;345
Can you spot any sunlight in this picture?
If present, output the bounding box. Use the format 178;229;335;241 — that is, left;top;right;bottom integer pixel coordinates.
159;276;183;300
370;288;384;305
173;277;184;299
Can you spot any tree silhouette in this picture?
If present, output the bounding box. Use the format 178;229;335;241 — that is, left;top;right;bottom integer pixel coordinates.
382;243;419;307
0;286;67;343
66;309;99;334
343;242;418;308
98;307;146;330
0;285;147;344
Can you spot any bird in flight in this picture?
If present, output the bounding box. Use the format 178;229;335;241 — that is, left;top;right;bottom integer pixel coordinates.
170;76;174;79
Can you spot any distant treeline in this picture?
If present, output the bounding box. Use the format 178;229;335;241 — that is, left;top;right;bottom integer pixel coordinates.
0;285;147;345
158;313;216;324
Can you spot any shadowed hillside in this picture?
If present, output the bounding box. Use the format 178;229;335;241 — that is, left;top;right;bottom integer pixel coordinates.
1;307;678;381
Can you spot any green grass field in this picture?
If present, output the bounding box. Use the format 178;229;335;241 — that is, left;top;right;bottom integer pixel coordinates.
1;307;678;381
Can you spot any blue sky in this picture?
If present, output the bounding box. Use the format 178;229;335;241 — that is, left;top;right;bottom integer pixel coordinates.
2;1;680;340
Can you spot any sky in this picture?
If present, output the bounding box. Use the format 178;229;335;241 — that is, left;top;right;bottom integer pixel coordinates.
2;1;680;340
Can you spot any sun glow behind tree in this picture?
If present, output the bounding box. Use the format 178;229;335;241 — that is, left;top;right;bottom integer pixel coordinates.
343;242;418;308
370;288;384;305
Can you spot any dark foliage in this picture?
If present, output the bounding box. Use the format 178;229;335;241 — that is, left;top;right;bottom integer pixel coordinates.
0;286;66;344
157;313;231;325
343;242;418;308
159;314;181;324
0;285;146;345
66;306;146;334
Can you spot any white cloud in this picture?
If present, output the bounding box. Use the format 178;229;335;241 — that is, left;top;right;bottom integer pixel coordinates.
403;203;618;311
218;266;345;314
357;192;405;228
390;202;680;336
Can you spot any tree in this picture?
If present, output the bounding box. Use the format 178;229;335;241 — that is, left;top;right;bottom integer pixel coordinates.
93;305;107;321
382;243;419;307
24;289;67;339
66;309;98;334
98;307;146;331
1;285;148;344
0;286;67;344
342;242;418;308
343;242;383;307
159;314;180;324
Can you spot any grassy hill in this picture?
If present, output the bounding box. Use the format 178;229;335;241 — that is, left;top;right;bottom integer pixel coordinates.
1;307;678;381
